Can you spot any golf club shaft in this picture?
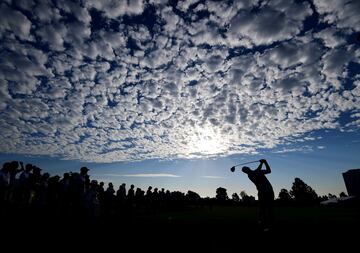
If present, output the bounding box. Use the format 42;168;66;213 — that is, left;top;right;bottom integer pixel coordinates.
234;160;260;167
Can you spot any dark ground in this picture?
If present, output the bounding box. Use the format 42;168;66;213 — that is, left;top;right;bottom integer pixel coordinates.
2;205;359;250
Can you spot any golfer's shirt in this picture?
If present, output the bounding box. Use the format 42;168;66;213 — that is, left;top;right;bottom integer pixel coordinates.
247;170;274;197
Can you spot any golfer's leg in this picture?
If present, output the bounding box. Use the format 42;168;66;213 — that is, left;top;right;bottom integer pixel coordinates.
267;200;274;228
258;200;265;228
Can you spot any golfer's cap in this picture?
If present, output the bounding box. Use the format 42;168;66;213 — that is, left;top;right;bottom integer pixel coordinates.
80;166;90;172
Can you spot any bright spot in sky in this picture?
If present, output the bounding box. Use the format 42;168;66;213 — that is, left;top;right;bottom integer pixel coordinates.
187;127;226;156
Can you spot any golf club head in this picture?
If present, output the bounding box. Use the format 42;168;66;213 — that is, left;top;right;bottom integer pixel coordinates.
230;166;235;172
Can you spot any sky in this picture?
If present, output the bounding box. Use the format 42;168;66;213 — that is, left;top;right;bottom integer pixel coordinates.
0;0;359;198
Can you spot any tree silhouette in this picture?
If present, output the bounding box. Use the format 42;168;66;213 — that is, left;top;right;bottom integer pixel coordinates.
278;188;292;204
186;190;201;204
328;193;336;199
240;190;255;205
232;193;240;202
319;195;329;202
240;190;247;199
339;192;347;198
216;187;228;202
290;178;318;205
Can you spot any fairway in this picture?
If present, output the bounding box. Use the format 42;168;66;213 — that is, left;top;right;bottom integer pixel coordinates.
2;205;359;250
106;205;360;248
135;205;360;223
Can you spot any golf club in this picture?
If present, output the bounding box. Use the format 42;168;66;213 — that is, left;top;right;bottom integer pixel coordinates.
230;160;260;172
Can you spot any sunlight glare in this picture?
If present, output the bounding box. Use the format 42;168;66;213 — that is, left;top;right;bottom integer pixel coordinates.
187;127;226;156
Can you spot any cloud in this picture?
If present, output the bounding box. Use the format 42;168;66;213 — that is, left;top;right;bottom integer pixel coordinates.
85;0;145;19
0;0;359;162
321;45;357;89
36;24;66;51
273;146;314;154
313;0;360;31
202;176;226;179
227;0;312;47
314;28;347;49
0;3;33;41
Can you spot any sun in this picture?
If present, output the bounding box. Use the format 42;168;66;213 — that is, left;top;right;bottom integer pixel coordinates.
187;127;225;155
196;136;220;154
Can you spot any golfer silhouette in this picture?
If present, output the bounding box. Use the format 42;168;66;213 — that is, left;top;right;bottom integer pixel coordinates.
242;159;274;231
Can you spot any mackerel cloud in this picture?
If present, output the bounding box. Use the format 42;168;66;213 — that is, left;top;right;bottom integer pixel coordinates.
0;0;359;162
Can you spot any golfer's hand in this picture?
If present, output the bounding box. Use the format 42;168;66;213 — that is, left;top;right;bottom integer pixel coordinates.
259;159;266;163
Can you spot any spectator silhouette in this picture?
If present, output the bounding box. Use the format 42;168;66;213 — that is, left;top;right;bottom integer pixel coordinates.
19;164;32;183
80;167;90;193
9;161;23;185
104;182;115;216
242;159;274;231
116;183;127;215
59;172;71;215
116;183;126;205
85;180;100;218
146;186;153;197
117;183;126;200
98;181;105;201
18;164;33;204
0;162;11;204
127;184;135;208
106;183;115;196
30;166;43;207
135;187;144;208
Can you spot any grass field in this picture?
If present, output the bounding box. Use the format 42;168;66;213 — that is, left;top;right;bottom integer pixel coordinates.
114;205;360;249
3;205;359;249
137;205;360;226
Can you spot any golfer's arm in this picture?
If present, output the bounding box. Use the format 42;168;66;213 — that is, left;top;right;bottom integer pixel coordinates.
255;163;263;171
263;161;271;174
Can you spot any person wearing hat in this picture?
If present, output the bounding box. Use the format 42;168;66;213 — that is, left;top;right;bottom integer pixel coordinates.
19;164;33;204
20;164;33;181
79;167;90;196
80;167;89;182
0;163;11;202
80;167;89;174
